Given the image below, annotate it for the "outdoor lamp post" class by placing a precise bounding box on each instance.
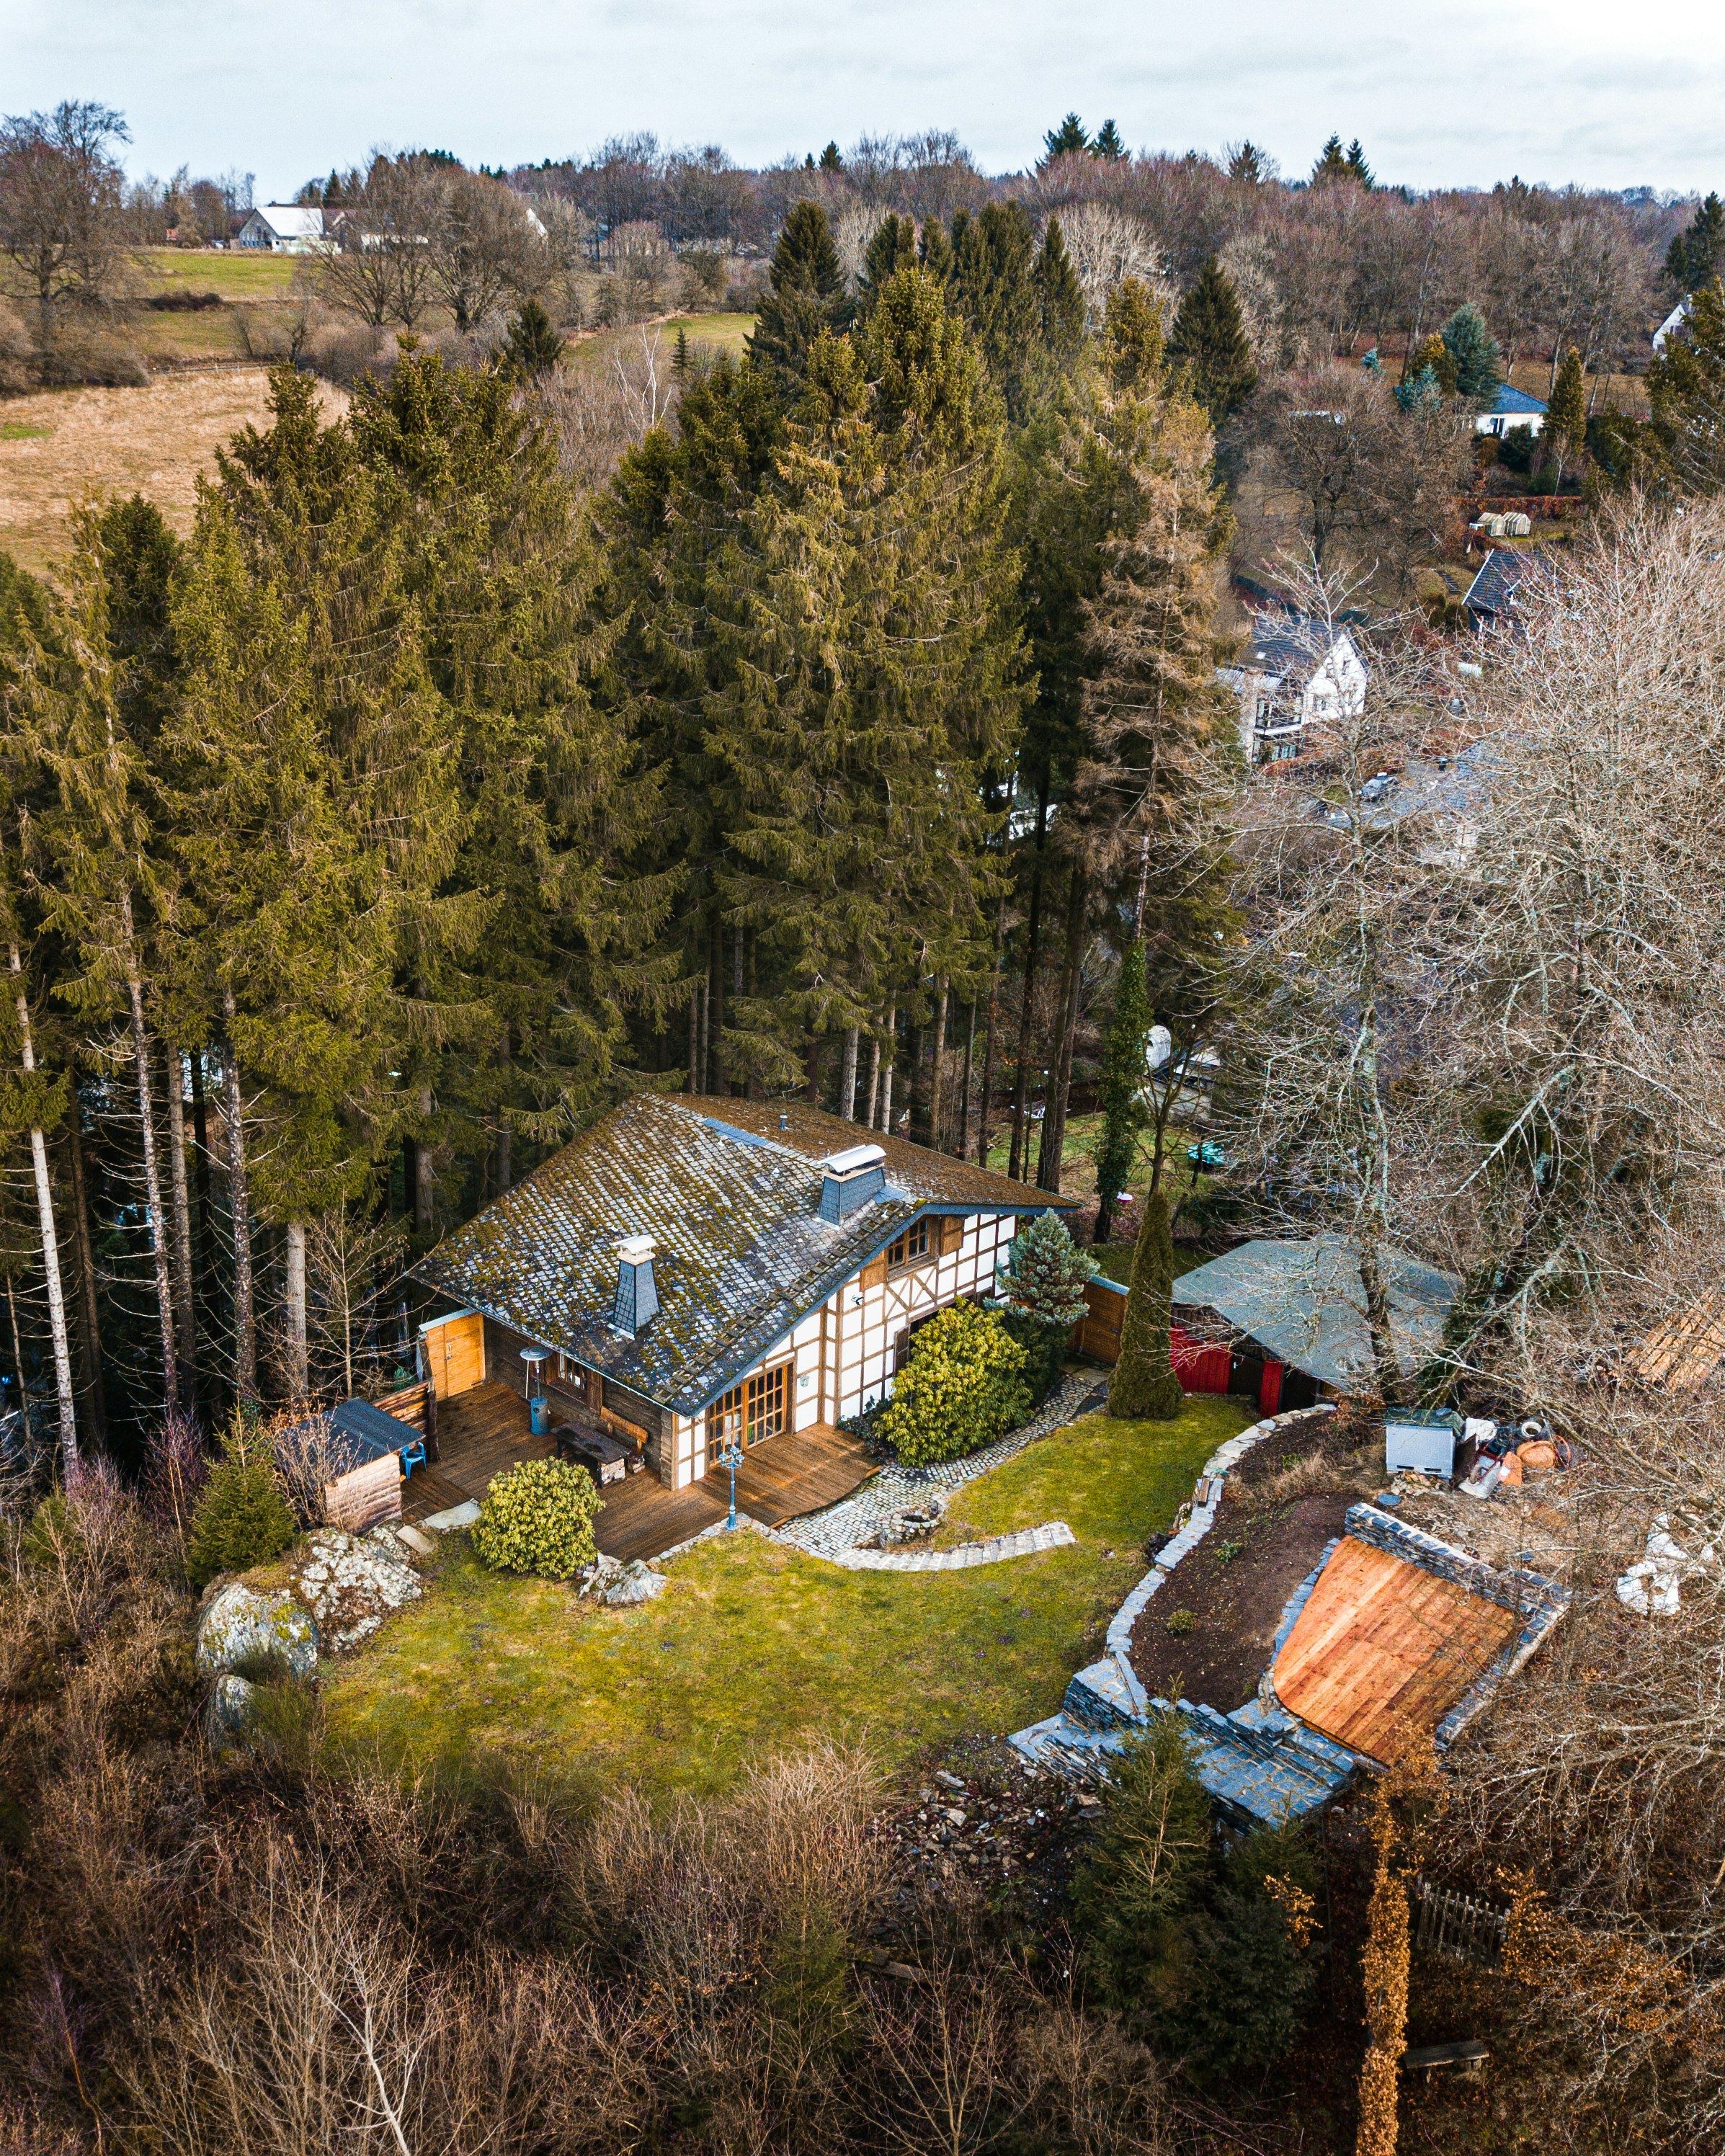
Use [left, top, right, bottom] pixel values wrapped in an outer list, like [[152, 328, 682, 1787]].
[[520, 1348, 549, 1435], [717, 1433, 744, 1529]]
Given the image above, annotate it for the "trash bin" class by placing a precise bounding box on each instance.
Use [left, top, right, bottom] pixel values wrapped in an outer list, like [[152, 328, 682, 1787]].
[[530, 1395, 550, 1437]]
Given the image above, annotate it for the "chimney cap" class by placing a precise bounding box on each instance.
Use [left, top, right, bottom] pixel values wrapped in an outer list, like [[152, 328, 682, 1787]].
[[821, 1143, 886, 1177], [617, 1234, 657, 1264]]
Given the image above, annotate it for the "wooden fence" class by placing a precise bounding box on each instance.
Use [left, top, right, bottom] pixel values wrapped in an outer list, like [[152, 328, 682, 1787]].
[[1413, 1877, 1508, 1968]]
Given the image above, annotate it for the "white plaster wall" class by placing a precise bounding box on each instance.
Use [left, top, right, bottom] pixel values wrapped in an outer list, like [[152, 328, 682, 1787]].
[[669, 1210, 1030, 1485]]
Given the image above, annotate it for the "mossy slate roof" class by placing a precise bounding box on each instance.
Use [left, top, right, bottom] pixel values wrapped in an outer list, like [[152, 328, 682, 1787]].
[[416, 1093, 1073, 1416]]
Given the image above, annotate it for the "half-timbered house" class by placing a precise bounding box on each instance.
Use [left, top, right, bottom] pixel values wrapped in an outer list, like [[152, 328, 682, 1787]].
[[414, 1095, 1077, 1494]]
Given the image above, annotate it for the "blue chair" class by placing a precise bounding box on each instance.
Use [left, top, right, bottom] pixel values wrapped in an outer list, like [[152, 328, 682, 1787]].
[[398, 1438, 427, 1480]]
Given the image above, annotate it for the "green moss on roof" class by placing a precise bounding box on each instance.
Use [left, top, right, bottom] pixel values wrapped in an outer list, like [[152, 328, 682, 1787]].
[[417, 1095, 1075, 1415]]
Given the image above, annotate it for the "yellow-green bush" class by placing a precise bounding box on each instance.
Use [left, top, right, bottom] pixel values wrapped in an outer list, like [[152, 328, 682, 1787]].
[[878, 1300, 1030, 1467], [471, 1457, 602, 1579]]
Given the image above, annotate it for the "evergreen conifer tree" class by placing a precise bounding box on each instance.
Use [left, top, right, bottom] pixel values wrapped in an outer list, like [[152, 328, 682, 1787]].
[[1545, 346, 1587, 486], [1311, 135, 1351, 186], [500, 299, 563, 381], [1104, 279, 1165, 389], [818, 141, 843, 173], [1667, 193, 1725, 293], [1091, 120, 1126, 161], [1094, 938, 1149, 1243], [1033, 218, 1086, 360], [1641, 278, 1725, 491], [918, 216, 953, 282], [949, 202, 1041, 415], [1166, 258, 1258, 428], [1107, 1186, 1183, 1419], [746, 200, 850, 397], [1043, 114, 1089, 161], [1404, 331, 1458, 396], [1440, 303, 1504, 400], [857, 213, 919, 316], [1228, 143, 1265, 184], [1345, 140, 1374, 188]]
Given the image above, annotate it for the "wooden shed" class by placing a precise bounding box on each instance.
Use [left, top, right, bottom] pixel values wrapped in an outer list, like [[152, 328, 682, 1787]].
[[318, 1398, 420, 1533]]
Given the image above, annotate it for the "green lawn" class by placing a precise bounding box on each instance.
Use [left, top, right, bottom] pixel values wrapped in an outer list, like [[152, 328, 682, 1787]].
[[133, 246, 300, 298], [325, 1397, 1248, 1796]]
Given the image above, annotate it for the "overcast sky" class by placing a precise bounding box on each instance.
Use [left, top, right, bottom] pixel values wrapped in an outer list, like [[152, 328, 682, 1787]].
[[6, 0, 1724, 200]]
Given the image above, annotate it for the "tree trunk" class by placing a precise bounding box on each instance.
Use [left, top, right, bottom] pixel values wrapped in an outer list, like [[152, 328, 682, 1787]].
[[1008, 786, 1051, 1180], [496, 1113, 512, 1194], [284, 1220, 308, 1400], [121, 896, 177, 1415], [804, 1033, 824, 1105], [976, 903, 1006, 1168], [878, 1007, 896, 1133], [1037, 869, 1088, 1193], [414, 1084, 435, 1233], [161, 1044, 197, 1392], [188, 1051, 216, 1309], [10, 944, 77, 1469], [5, 1273, 27, 1416], [928, 980, 951, 1150], [707, 912, 723, 1091], [220, 986, 259, 1406], [863, 1031, 881, 1130], [65, 1109, 107, 1446], [839, 1026, 860, 1121], [958, 999, 977, 1159]]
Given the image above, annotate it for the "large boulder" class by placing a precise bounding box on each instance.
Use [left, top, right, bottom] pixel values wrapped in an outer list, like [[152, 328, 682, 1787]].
[[290, 1529, 421, 1652], [196, 1583, 318, 1680], [208, 1671, 258, 1744], [603, 1559, 667, 1608]]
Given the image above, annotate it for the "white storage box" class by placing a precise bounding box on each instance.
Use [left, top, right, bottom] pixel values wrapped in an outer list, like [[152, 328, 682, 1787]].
[[1385, 1409, 1461, 1478]]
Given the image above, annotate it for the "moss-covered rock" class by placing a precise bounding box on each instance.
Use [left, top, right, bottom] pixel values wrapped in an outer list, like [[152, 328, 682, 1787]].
[[195, 1582, 318, 1681]]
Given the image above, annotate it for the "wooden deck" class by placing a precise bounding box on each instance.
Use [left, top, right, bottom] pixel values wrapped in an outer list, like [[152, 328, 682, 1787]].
[[402, 1381, 878, 1563], [1272, 1536, 1519, 1766]]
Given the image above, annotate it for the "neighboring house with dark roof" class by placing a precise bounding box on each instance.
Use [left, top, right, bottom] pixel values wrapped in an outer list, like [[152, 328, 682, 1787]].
[[1171, 1234, 1459, 1396], [1475, 384, 1548, 437], [416, 1095, 1076, 1492], [1464, 545, 1546, 631], [1216, 614, 1367, 764]]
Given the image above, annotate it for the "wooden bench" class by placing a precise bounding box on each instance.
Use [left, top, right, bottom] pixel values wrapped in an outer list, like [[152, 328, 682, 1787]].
[[1401, 2041, 1489, 2077]]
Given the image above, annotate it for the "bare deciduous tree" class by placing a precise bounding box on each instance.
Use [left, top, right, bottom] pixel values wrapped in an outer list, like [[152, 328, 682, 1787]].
[[0, 100, 128, 338]]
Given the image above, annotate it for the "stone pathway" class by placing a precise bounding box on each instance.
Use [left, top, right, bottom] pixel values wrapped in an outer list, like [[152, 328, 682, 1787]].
[[777, 1372, 1107, 1562], [828, 1520, 1077, 1571]]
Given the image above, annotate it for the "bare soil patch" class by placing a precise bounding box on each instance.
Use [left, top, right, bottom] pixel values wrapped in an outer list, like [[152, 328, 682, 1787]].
[[0, 368, 345, 573], [1128, 1403, 1385, 1714]]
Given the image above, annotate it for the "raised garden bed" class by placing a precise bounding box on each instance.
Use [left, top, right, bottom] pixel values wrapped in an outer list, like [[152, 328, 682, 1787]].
[[1128, 1402, 1386, 1714]]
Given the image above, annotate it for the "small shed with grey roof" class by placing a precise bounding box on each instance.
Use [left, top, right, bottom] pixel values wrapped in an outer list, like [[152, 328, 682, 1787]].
[[1172, 1234, 1460, 1396], [288, 1396, 421, 1533]]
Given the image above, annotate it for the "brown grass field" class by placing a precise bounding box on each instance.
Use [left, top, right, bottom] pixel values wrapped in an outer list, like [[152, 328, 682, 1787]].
[[0, 368, 346, 575]]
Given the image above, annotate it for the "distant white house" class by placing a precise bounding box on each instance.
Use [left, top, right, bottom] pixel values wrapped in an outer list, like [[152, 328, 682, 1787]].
[[234, 204, 333, 254], [1654, 297, 1691, 353], [1474, 385, 1548, 437], [1218, 614, 1368, 763]]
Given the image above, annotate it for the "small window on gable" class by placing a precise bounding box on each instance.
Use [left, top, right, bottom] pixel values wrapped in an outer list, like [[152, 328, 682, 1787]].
[[886, 1218, 932, 1270]]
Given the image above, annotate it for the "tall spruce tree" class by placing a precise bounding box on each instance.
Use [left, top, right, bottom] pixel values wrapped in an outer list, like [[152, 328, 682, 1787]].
[[857, 213, 919, 316], [1667, 193, 1725, 293], [1043, 115, 1089, 161], [949, 202, 1043, 416], [1166, 258, 1258, 429], [1034, 218, 1086, 362], [1311, 135, 1352, 186], [1091, 120, 1126, 162], [747, 200, 850, 398]]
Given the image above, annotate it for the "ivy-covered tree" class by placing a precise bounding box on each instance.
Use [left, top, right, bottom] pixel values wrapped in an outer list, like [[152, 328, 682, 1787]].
[[1093, 937, 1149, 1242], [1107, 1187, 1184, 1419]]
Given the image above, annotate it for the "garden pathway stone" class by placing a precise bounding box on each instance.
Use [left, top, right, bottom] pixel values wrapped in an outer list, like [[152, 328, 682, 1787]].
[[828, 1520, 1077, 1571]]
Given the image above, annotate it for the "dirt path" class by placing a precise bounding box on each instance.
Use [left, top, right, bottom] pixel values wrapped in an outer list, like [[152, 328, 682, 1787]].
[[0, 370, 346, 574]]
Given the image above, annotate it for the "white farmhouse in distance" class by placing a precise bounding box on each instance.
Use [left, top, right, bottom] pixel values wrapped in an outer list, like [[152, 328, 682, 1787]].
[[234, 204, 333, 253], [1218, 613, 1368, 763], [1474, 384, 1548, 437]]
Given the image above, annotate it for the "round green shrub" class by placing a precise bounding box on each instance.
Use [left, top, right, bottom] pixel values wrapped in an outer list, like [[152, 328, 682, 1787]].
[[472, 1457, 602, 1579], [878, 1300, 1030, 1468], [186, 1456, 298, 1590]]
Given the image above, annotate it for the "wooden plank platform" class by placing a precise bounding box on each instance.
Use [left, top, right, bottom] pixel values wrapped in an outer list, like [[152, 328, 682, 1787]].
[[1272, 1536, 1518, 1766], [401, 1381, 878, 1561]]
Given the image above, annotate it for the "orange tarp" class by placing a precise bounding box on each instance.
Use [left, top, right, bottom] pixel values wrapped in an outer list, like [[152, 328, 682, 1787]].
[[1272, 1537, 1519, 1766]]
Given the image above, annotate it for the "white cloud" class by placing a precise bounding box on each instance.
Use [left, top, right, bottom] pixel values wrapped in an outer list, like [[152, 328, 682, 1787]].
[[6, 0, 1723, 196]]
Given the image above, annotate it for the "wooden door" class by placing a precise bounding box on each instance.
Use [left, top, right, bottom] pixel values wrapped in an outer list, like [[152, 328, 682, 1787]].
[[424, 1313, 483, 1400]]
